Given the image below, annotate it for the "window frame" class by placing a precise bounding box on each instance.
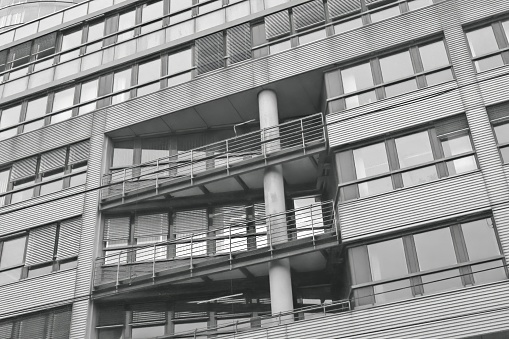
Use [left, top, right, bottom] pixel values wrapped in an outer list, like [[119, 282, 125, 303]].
[[465, 19, 509, 73]]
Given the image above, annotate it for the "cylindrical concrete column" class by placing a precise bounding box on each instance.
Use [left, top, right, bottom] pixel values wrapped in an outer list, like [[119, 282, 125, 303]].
[[258, 89, 294, 317]]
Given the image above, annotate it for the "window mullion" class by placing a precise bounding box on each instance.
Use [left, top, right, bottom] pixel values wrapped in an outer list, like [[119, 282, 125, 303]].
[[385, 138, 402, 189], [428, 127, 448, 178], [492, 22, 509, 50]]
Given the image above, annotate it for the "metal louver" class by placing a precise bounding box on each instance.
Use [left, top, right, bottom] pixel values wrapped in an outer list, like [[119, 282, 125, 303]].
[[68, 140, 90, 165], [253, 203, 266, 221], [25, 224, 57, 266], [173, 210, 207, 235], [327, 0, 361, 18], [39, 148, 67, 173], [195, 32, 224, 75], [265, 10, 290, 40], [56, 217, 82, 259], [134, 213, 169, 238], [98, 306, 125, 326], [103, 217, 130, 242], [10, 157, 37, 181], [227, 23, 251, 65], [488, 102, 509, 122], [51, 307, 72, 339], [18, 314, 47, 339], [293, 0, 325, 30], [435, 115, 469, 136], [211, 206, 247, 229], [132, 303, 166, 323], [0, 323, 12, 338]]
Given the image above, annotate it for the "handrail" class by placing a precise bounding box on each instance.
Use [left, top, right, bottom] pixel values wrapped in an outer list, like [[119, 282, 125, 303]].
[[101, 113, 326, 200], [93, 200, 338, 287]]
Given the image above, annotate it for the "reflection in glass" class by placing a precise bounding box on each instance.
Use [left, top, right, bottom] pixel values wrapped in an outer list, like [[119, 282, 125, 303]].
[[368, 238, 407, 281], [385, 78, 418, 98], [467, 26, 499, 57], [472, 260, 506, 284], [474, 54, 504, 72], [345, 91, 377, 109], [341, 63, 374, 94], [353, 143, 389, 179], [446, 156, 477, 175], [395, 131, 434, 168], [462, 219, 500, 261], [401, 165, 438, 186], [422, 269, 462, 294], [380, 51, 414, 82], [441, 135, 472, 157], [419, 41, 449, 71], [358, 177, 393, 197], [374, 279, 412, 304], [426, 69, 454, 86], [414, 227, 456, 271], [494, 123, 509, 144], [0, 237, 26, 268]]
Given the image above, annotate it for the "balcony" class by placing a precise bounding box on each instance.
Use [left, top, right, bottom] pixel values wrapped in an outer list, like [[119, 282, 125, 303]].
[[101, 113, 327, 210], [93, 200, 340, 296]]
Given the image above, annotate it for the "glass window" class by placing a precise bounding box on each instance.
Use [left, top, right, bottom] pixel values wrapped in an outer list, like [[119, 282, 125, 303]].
[[40, 179, 63, 196], [141, 138, 169, 162], [142, 1, 163, 23], [27, 265, 53, 278], [441, 134, 472, 157], [462, 219, 500, 261], [10, 187, 33, 203], [421, 269, 462, 294], [170, 0, 193, 13], [426, 69, 454, 86], [52, 88, 74, 113], [0, 169, 9, 205], [112, 69, 132, 104], [503, 21, 509, 41], [494, 123, 509, 144], [138, 59, 160, 85], [79, 79, 99, 115], [446, 155, 477, 175], [0, 105, 21, 128], [25, 97, 47, 122], [112, 141, 134, 168], [472, 260, 506, 285], [401, 165, 439, 186], [61, 30, 82, 51], [70, 172, 87, 187], [414, 228, 457, 271], [358, 176, 393, 197], [87, 21, 105, 42], [299, 29, 326, 45], [467, 26, 499, 57], [341, 63, 374, 94], [419, 41, 449, 71], [0, 237, 26, 268], [373, 279, 412, 304], [370, 6, 400, 23], [395, 131, 434, 168], [367, 238, 408, 281], [0, 267, 21, 285], [474, 54, 504, 73], [501, 146, 509, 163], [384, 78, 418, 98], [353, 143, 389, 178], [334, 18, 363, 34], [408, 0, 433, 11], [119, 10, 136, 32], [132, 325, 165, 338], [98, 328, 123, 339], [380, 51, 414, 83], [345, 91, 377, 109], [168, 49, 193, 75]]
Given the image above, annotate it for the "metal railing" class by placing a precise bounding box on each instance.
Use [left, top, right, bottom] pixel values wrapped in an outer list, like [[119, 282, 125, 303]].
[[93, 200, 338, 288], [101, 113, 326, 200], [159, 300, 351, 338]]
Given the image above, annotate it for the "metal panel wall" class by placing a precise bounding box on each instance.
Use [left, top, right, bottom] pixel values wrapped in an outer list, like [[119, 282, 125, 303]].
[[0, 270, 76, 319], [338, 172, 490, 241]]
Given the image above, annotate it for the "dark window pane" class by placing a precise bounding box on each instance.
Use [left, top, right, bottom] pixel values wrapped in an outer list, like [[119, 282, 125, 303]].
[[374, 279, 413, 304], [467, 26, 499, 57], [132, 325, 165, 338], [414, 228, 457, 271], [370, 5, 400, 23], [419, 41, 449, 71], [380, 51, 414, 83], [472, 260, 506, 285], [353, 142, 389, 178], [0, 236, 26, 268], [441, 134, 472, 157], [461, 219, 500, 261], [446, 155, 477, 175], [401, 165, 438, 186], [345, 90, 377, 109], [395, 131, 434, 168], [367, 238, 408, 281], [426, 69, 453, 86], [501, 146, 509, 163], [384, 78, 418, 98], [138, 59, 160, 85], [98, 328, 123, 339], [28, 265, 53, 278], [358, 177, 393, 197], [422, 269, 462, 294], [474, 54, 504, 72], [341, 63, 374, 94], [494, 123, 509, 144], [0, 267, 21, 285], [353, 286, 375, 306]]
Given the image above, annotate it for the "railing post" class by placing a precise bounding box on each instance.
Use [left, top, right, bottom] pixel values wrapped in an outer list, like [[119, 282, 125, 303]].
[[189, 233, 194, 272], [333, 204, 340, 243], [122, 169, 126, 198], [267, 216, 273, 254], [278, 312, 281, 325], [235, 320, 238, 333], [300, 119, 306, 154], [229, 225, 232, 263], [152, 244, 157, 279], [226, 139, 230, 175], [310, 205, 316, 248], [321, 112, 326, 141], [190, 150, 194, 184], [323, 303, 326, 315], [116, 252, 121, 287], [155, 159, 159, 194]]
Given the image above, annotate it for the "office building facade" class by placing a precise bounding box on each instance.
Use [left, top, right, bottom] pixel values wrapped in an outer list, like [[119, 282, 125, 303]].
[[0, 0, 509, 338]]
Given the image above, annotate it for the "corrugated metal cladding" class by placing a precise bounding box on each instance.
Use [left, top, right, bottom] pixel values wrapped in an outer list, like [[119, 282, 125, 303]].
[[326, 84, 462, 148], [0, 270, 76, 319], [227, 281, 509, 339], [338, 172, 490, 241], [0, 114, 92, 165], [0, 189, 84, 236]]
